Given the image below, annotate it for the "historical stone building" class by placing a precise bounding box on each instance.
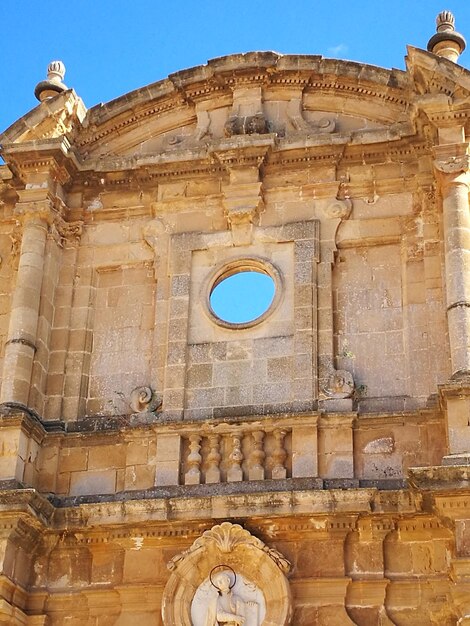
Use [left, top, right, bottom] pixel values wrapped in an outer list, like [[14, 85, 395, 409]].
[[0, 10, 470, 625]]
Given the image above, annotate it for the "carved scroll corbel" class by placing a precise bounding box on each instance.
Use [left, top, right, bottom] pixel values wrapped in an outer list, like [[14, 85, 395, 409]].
[[130, 386, 162, 414], [286, 98, 335, 135], [317, 191, 354, 409], [143, 218, 168, 277], [215, 146, 270, 246]]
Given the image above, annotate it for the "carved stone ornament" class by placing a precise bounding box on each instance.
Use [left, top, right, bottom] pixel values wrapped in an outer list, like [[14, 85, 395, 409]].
[[286, 98, 335, 135], [434, 155, 470, 175], [224, 112, 269, 137], [162, 522, 292, 626], [129, 386, 162, 413], [323, 198, 352, 220], [323, 369, 355, 399]]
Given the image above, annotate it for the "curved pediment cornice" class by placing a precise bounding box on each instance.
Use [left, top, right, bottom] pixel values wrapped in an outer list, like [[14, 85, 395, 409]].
[[74, 52, 412, 159], [3, 49, 470, 183]]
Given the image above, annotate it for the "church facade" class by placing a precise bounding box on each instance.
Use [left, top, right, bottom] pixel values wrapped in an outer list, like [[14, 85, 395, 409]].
[[0, 11, 470, 625]]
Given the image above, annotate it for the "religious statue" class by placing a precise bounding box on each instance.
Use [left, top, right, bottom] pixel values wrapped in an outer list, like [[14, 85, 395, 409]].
[[191, 566, 262, 626], [204, 571, 246, 625]]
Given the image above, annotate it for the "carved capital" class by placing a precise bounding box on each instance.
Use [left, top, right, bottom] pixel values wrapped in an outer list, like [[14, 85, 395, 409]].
[[50, 217, 83, 247], [434, 154, 470, 175]]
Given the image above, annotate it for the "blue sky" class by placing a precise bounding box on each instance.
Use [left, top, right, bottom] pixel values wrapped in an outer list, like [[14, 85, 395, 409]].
[[1, 1, 470, 132]]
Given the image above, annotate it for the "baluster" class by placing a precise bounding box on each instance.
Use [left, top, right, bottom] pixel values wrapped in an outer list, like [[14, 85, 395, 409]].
[[206, 434, 221, 484], [249, 430, 265, 480], [185, 434, 202, 485], [271, 429, 287, 479], [227, 434, 243, 482]]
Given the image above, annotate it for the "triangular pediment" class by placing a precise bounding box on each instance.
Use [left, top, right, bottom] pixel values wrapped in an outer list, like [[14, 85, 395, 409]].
[[0, 90, 87, 146], [406, 46, 470, 98]]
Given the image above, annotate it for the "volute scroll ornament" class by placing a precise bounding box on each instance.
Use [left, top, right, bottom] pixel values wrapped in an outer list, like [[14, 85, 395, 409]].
[[286, 98, 336, 136], [162, 522, 292, 626], [323, 198, 353, 221], [129, 386, 162, 413]]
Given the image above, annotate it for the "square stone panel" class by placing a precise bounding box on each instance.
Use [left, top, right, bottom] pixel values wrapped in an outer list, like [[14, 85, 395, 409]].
[[188, 241, 295, 344]]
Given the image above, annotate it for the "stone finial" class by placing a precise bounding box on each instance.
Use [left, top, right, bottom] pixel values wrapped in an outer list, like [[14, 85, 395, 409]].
[[34, 60, 68, 102], [427, 11, 466, 63], [436, 10, 455, 32]]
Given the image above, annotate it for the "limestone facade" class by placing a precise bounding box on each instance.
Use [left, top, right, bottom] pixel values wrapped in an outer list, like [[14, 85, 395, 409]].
[[1, 13, 470, 625]]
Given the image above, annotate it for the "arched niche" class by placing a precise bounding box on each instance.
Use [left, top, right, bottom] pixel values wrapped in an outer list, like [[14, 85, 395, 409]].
[[162, 522, 292, 626]]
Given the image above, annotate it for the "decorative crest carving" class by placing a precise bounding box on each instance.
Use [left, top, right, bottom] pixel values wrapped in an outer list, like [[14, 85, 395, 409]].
[[225, 112, 269, 137], [168, 522, 291, 574]]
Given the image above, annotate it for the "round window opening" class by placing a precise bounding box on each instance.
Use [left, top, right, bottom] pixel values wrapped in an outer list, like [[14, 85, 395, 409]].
[[209, 264, 277, 327]]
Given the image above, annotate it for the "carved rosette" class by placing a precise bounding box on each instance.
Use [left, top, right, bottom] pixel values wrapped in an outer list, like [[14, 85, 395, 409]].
[[162, 522, 292, 626]]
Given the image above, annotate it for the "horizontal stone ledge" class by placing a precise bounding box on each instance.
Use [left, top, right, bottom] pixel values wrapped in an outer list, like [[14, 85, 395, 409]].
[[0, 404, 444, 437], [408, 465, 470, 490], [0, 478, 410, 515], [48, 478, 411, 508]]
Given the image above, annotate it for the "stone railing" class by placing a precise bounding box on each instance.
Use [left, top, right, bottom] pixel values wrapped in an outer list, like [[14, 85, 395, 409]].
[[155, 414, 319, 487]]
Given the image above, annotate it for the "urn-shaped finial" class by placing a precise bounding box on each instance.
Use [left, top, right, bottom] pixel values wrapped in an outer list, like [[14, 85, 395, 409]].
[[436, 11, 455, 32], [428, 11, 466, 62], [47, 61, 66, 82], [34, 60, 68, 102]]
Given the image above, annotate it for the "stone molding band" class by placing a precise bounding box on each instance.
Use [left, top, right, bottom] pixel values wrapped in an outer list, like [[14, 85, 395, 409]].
[[5, 337, 37, 351], [447, 301, 470, 311]]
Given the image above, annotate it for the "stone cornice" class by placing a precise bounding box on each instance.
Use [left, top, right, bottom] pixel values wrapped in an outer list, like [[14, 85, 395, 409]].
[[1, 483, 467, 536], [0, 485, 413, 533], [66, 135, 428, 195], [408, 465, 470, 491], [1, 138, 81, 186], [76, 54, 410, 153]]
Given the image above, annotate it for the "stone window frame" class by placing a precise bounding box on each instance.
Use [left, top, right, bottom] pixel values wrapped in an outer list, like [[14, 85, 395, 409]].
[[204, 255, 283, 330], [162, 220, 320, 420]]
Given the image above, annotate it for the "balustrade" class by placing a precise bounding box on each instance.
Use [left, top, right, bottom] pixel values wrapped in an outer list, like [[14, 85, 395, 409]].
[[163, 415, 319, 487]]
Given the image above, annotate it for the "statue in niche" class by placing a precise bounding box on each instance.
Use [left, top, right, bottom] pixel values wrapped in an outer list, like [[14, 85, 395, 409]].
[[191, 566, 264, 626]]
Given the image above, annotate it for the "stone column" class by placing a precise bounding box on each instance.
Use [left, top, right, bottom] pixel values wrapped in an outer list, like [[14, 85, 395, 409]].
[[0, 208, 50, 407], [434, 150, 470, 459], [434, 153, 470, 378]]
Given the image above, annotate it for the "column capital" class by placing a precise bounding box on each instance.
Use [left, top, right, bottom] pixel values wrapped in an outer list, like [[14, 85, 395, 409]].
[[434, 154, 470, 175], [433, 145, 470, 187]]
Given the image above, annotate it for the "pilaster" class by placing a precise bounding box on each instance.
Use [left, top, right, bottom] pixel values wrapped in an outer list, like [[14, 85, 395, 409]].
[[434, 144, 470, 459]]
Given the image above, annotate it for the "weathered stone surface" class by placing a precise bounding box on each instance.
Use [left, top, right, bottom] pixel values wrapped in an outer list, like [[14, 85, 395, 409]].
[[0, 27, 470, 624]]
